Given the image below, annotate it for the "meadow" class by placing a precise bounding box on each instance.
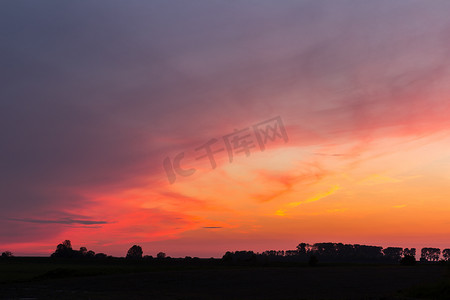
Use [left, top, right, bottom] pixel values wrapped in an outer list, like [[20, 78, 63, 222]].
[[0, 258, 449, 299]]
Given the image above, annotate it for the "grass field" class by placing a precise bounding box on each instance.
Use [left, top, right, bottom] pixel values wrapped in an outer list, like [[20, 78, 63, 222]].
[[0, 258, 449, 299]]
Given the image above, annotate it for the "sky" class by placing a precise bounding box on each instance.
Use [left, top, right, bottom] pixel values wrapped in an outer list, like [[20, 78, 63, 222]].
[[1, 0, 450, 257]]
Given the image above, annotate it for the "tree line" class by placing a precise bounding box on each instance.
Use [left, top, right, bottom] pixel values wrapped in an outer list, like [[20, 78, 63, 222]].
[[48, 240, 167, 260], [223, 242, 450, 265], [1, 241, 449, 264]]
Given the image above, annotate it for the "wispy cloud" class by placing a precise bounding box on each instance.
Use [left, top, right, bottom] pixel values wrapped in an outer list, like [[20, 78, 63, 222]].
[[8, 218, 108, 225], [358, 174, 401, 186], [288, 185, 341, 207], [392, 204, 407, 209], [274, 185, 341, 217], [2, 0, 450, 256], [275, 210, 286, 216]]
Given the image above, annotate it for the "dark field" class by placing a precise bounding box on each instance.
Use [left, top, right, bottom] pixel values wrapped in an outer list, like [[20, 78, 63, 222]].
[[0, 258, 449, 300]]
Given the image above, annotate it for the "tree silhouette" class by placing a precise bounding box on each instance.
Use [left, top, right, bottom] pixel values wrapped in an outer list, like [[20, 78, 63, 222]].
[[79, 247, 87, 256], [221, 251, 256, 264], [403, 248, 416, 257], [355, 245, 383, 260], [296, 243, 311, 256], [157, 252, 166, 259], [1, 251, 13, 258], [262, 250, 284, 257], [50, 240, 99, 259], [222, 251, 233, 263], [383, 247, 403, 262], [292, 242, 384, 262], [126, 245, 143, 259], [95, 253, 107, 259], [442, 249, 450, 261], [420, 248, 440, 262], [51, 240, 75, 258], [62, 240, 72, 249]]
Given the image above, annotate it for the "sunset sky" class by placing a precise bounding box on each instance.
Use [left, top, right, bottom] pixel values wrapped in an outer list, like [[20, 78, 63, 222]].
[[1, 0, 450, 257]]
